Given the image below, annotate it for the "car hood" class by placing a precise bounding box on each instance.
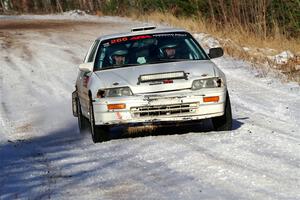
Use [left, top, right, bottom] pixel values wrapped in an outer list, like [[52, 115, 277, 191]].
[[95, 60, 217, 94]]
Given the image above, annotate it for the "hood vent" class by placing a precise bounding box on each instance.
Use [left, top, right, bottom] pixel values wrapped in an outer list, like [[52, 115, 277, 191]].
[[131, 26, 156, 32], [137, 71, 188, 85]]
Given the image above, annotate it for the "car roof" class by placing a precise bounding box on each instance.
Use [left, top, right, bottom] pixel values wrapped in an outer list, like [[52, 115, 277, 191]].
[[97, 27, 188, 41]]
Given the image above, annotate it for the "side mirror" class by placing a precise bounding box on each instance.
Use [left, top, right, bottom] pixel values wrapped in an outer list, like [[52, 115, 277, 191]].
[[208, 47, 224, 59], [79, 62, 93, 72]]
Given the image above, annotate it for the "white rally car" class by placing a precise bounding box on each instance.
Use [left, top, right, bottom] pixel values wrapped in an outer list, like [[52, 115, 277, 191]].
[[72, 26, 232, 143]]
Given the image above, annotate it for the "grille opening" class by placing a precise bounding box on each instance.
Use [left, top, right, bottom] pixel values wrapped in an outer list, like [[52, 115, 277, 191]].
[[131, 103, 198, 117]]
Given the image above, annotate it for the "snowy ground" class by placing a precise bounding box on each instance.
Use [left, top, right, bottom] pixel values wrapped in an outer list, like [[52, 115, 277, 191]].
[[0, 14, 299, 200]]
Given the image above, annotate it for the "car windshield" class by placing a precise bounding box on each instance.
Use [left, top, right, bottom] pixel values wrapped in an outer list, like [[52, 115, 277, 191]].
[[94, 32, 209, 70]]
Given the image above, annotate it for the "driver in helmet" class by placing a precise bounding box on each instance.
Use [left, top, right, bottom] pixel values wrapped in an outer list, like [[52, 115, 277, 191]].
[[111, 49, 128, 66], [161, 44, 177, 59]]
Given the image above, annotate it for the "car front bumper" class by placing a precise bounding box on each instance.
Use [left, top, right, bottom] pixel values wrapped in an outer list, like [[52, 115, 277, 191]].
[[92, 88, 226, 125]]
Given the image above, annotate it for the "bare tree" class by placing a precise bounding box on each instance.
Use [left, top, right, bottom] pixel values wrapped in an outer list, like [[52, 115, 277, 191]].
[[0, 0, 5, 13], [56, 0, 63, 12], [208, 0, 215, 23]]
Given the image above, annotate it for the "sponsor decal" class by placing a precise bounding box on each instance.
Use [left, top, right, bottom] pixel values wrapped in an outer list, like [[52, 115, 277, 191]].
[[130, 35, 152, 40], [153, 33, 187, 37], [110, 35, 153, 44], [116, 112, 122, 120], [163, 79, 174, 84], [110, 37, 128, 44], [83, 73, 90, 88]]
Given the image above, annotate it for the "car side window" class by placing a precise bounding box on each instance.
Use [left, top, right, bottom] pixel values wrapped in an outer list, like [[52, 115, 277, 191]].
[[87, 40, 100, 63], [83, 42, 95, 63]]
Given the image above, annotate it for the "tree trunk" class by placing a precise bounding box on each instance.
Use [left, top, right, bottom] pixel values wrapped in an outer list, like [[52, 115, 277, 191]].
[[208, 0, 215, 23], [218, 0, 227, 24], [56, 0, 63, 12], [0, 0, 5, 13]]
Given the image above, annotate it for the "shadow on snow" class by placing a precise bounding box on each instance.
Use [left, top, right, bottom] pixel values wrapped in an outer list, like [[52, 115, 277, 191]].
[[0, 117, 245, 199]]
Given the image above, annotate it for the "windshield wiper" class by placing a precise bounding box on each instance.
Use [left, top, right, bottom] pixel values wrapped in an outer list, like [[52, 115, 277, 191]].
[[120, 63, 139, 67], [159, 58, 189, 62], [99, 64, 138, 70], [148, 58, 190, 64]]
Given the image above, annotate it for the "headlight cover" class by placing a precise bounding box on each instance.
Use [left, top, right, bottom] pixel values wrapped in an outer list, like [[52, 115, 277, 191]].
[[98, 87, 133, 98], [191, 77, 222, 90]]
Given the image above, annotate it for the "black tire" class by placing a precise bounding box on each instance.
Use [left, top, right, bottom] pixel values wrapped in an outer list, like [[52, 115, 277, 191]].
[[77, 97, 89, 133], [212, 91, 232, 131], [89, 99, 110, 143]]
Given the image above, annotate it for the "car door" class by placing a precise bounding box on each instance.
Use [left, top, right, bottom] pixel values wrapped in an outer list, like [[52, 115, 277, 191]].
[[77, 40, 100, 117]]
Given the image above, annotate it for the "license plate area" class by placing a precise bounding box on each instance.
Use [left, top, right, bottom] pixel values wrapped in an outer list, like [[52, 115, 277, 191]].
[[131, 102, 198, 117]]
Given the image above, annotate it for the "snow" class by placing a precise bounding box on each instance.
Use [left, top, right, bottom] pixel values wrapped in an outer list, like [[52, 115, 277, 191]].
[[268, 50, 295, 65], [194, 32, 299, 76], [0, 14, 300, 199], [0, 11, 133, 24], [193, 33, 221, 49]]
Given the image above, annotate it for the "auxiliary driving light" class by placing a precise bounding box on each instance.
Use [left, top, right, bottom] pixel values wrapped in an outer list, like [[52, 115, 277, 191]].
[[107, 103, 126, 110], [203, 96, 219, 103]]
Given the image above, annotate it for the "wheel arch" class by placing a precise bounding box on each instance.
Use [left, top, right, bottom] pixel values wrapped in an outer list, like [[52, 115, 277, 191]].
[[88, 90, 93, 100]]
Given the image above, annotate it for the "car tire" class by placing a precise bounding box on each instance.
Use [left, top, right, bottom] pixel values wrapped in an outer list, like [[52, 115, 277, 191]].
[[212, 91, 232, 131], [89, 99, 109, 143], [77, 96, 89, 133]]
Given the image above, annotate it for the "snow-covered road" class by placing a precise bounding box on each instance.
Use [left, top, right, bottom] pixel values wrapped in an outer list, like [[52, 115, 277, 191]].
[[0, 15, 299, 200]]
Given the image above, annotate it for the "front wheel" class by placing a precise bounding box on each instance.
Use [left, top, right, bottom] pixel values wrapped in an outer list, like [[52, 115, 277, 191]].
[[89, 99, 110, 143], [212, 91, 232, 131]]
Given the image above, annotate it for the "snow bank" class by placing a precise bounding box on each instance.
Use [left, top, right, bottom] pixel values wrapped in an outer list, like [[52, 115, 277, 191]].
[[268, 50, 294, 65], [63, 9, 87, 17], [193, 33, 221, 49], [0, 10, 132, 24], [193, 32, 299, 82]]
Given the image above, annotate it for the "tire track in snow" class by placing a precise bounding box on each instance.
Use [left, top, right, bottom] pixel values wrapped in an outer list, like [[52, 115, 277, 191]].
[[0, 18, 144, 199]]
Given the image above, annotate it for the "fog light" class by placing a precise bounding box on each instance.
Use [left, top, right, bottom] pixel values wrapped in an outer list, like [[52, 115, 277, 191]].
[[203, 96, 219, 103], [107, 103, 126, 110]]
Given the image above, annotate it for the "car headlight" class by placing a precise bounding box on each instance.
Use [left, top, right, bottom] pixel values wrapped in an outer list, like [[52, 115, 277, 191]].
[[97, 87, 133, 98], [191, 77, 222, 90]]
